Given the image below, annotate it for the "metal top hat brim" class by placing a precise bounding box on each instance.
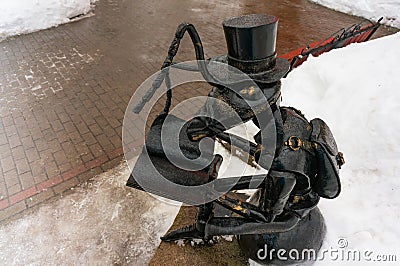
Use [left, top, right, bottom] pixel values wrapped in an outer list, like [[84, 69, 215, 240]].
[[207, 55, 290, 84]]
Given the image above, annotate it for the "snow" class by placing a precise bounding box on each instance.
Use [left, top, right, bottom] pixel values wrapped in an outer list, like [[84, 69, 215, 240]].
[[309, 0, 400, 29], [281, 32, 400, 264], [215, 120, 269, 181], [0, 163, 180, 265], [0, 0, 97, 41]]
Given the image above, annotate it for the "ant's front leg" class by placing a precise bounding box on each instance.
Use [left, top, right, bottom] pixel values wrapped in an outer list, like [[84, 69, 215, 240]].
[[161, 202, 214, 242]]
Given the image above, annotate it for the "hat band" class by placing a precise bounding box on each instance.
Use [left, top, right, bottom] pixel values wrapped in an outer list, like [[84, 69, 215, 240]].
[[227, 53, 276, 74]]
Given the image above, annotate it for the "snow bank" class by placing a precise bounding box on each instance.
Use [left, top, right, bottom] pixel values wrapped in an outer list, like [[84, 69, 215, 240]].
[[309, 0, 400, 29], [282, 32, 400, 263], [0, 0, 96, 41]]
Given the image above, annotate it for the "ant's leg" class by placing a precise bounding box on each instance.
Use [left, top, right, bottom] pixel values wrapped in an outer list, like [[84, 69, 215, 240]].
[[196, 202, 214, 233], [160, 203, 214, 242], [259, 171, 296, 222]]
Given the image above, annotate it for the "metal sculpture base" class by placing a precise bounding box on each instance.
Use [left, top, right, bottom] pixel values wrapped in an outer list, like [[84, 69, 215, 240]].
[[237, 207, 326, 265]]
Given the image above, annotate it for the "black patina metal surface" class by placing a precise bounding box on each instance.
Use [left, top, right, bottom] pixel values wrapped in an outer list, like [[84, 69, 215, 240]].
[[126, 14, 345, 265]]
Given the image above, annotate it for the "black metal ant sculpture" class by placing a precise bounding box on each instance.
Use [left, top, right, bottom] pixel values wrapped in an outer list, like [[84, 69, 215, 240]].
[[127, 14, 344, 265]]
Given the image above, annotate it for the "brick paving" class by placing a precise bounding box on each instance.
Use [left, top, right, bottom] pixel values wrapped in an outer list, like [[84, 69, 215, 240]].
[[0, 0, 397, 221]]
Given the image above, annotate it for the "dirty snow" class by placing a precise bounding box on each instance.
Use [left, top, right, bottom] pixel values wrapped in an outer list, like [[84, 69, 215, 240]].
[[0, 163, 180, 265], [309, 0, 400, 28], [0, 0, 97, 41]]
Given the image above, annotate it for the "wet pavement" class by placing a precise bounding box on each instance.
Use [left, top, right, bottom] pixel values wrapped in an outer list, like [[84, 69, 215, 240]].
[[0, 0, 397, 221]]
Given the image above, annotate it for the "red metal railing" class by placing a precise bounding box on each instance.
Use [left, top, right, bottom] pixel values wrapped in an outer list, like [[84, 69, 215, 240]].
[[279, 18, 382, 72]]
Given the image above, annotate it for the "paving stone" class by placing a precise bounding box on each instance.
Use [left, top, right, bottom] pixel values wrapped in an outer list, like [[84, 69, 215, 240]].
[[1, 157, 15, 174], [15, 158, 30, 175], [25, 189, 55, 208], [0, 181, 8, 201], [11, 146, 26, 161], [19, 172, 35, 190], [7, 183, 22, 196], [20, 136, 35, 150], [44, 161, 60, 178], [52, 177, 79, 195], [100, 156, 123, 172], [0, 201, 26, 221], [0, 144, 12, 160], [25, 148, 40, 163], [0, 134, 8, 146]]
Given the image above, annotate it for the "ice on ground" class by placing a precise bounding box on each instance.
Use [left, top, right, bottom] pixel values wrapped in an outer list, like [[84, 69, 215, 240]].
[[0, 163, 180, 265], [309, 0, 400, 28], [0, 0, 97, 41]]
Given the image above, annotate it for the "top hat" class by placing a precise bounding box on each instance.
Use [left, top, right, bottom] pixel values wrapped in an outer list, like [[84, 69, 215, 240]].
[[208, 14, 289, 84]]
